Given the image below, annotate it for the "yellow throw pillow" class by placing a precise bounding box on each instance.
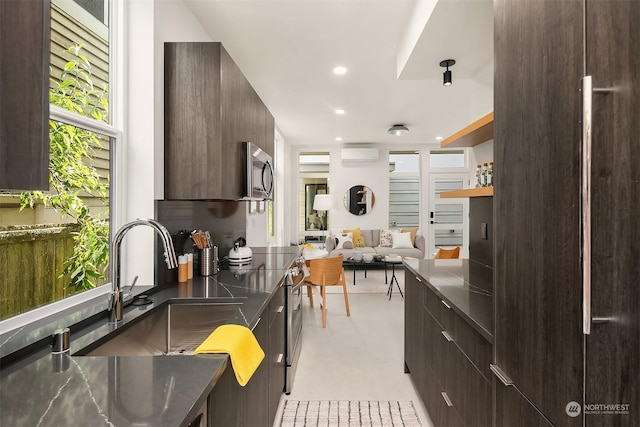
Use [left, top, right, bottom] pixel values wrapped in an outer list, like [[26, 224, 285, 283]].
[[401, 228, 418, 247], [344, 228, 365, 248]]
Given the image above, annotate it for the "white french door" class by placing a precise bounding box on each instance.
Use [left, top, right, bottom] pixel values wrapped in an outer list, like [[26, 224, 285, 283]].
[[427, 173, 469, 258]]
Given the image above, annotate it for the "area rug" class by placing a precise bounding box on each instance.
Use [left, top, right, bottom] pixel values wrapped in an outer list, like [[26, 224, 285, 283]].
[[279, 400, 421, 427], [323, 268, 405, 294]]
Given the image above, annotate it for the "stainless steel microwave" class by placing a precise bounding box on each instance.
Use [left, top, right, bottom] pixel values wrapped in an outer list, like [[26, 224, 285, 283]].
[[246, 142, 274, 200]]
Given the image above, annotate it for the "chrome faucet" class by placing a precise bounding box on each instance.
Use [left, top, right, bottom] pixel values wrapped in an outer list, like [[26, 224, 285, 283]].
[[109, 219, 178, 323]]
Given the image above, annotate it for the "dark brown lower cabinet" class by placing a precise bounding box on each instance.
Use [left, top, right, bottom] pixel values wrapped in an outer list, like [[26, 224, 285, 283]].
[[208, 360, 238, 426], [268, 287, 286, 423], [208, 293, 286, 427], [237, 316, 269, 426], [209, 316, 269, 427], [405, 272, 491, 427], [423, 361, 464, 427], [404, 273, 423, 373], [494, 380, 553, 427]]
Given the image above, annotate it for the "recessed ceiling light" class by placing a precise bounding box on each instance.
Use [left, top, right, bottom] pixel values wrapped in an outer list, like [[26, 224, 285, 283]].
[[333, 66, 347, 75], [335, 109, 345, 115], [435, 136, 443, 140], [335, 137, 343, 141]]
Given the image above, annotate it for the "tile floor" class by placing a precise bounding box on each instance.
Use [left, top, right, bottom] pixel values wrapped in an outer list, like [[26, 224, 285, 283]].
[[274, 269, 433, 426]]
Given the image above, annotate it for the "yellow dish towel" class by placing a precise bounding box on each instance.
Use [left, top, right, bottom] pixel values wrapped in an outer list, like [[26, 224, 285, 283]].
[[194, 324, 265, 387]]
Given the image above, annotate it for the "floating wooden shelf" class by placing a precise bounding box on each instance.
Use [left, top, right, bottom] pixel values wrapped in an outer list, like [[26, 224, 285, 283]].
[[440, 187, 494, 198], [440, 112, 494, 148]]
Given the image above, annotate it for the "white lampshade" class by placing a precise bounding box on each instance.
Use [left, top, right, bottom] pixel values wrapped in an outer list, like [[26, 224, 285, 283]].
[[313, 194, 332, 211]]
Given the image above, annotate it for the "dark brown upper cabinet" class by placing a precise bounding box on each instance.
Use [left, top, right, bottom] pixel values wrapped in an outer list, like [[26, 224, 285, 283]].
[[164, 42, 274, 200], [0, 0, 50, 191]]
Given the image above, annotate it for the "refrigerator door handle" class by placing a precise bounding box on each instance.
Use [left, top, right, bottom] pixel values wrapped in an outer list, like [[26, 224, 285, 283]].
[[581, 76, 612, 335], [582, 75, 593, 335]]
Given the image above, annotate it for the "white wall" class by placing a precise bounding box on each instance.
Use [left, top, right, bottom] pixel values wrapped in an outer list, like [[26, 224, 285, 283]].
[[123, 0, 211, 285], [286, 142, 447, 244], [329, 147, 389, 230], [468, 59, 494, 120], [466, 57, 494, 181], [153, 0, 213, 199], [469, 140, 494, 174], [274, 128, 287, 246]]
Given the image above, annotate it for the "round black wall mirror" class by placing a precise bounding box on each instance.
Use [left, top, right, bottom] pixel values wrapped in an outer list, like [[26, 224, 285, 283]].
[[343, 185, 375, 216]]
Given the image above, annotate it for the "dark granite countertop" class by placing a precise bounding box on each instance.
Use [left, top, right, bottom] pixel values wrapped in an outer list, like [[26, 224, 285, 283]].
[[403, 258, 494, 343], [0, 246, 299, 427]]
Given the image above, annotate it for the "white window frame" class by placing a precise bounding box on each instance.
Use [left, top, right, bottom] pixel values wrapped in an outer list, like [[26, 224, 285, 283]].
[[0, 0, 124, 335], [388, 151, 421, 228]]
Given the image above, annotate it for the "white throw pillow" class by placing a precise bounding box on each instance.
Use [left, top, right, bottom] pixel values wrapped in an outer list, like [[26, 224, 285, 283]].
[[334, 232, 353, 250], [391, 231, 413, 249], [330, 228, 343, 240], [379, 229, 393, 247]]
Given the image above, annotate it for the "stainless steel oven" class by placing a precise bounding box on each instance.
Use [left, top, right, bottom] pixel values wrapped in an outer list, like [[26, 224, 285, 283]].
[[285, 257, 306, 394]]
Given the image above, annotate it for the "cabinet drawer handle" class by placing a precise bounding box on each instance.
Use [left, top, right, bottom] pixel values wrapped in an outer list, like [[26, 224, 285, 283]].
[[490, 364, 514, 386], [441, 300, 451, 309], [441, 392, 453, 407], [276, 353, 284, 364], [277, 305, 284, 313], [441, 330, 453, 342], [416, 277, 422, 282]]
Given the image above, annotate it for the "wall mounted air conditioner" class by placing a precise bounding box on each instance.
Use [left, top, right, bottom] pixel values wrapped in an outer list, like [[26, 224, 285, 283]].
[[341, 148, 379, 162]]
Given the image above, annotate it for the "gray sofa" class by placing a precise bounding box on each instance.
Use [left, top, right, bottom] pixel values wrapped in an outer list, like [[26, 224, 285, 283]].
[[325, 228, 425, 259]]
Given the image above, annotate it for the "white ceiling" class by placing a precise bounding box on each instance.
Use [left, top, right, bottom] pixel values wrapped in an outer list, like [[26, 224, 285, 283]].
[[182, 0, 494, 147]]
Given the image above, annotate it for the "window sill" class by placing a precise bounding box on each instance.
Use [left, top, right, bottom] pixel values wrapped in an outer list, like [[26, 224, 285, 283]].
[[0, 284, 111, 360]]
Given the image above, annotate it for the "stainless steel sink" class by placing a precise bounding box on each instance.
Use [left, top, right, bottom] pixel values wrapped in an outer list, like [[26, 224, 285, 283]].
[[79, 303, 241, 356]]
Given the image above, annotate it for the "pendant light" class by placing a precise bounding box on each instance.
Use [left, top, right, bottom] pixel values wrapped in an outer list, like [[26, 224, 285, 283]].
[[439, 59, 456, 86]]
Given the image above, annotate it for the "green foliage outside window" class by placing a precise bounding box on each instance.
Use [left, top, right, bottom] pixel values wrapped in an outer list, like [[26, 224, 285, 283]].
[[19, 45, 110, 291]]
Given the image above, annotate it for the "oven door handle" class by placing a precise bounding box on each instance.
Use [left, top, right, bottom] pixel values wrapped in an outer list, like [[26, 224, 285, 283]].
[[286, 279, 303, 364], [286, 284, 294, 364], [288, 266, 306, 293], [292, 280, 305, 293]]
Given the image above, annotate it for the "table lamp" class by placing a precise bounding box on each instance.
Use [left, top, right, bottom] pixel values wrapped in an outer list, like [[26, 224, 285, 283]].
[[313, 194, 332, 248]]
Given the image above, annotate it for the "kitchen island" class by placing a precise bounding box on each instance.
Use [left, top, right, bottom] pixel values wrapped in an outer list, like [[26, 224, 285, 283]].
[[0, 247, 299, 426], [403, 258, 493, 427]]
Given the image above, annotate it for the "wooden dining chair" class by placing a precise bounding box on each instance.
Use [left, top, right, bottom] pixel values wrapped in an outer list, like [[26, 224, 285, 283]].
[[304, 254, 350, 328], [435, 246, 461, 259]]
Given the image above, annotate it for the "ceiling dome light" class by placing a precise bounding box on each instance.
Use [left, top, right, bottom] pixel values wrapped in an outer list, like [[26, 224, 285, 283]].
[[439, 59, 456, 86], [388, 124, 409, 136], [333, 66, 347, 75]]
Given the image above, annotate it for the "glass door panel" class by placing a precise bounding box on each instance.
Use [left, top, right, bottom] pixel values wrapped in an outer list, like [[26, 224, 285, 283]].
[[427, 174, 469, 258]]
